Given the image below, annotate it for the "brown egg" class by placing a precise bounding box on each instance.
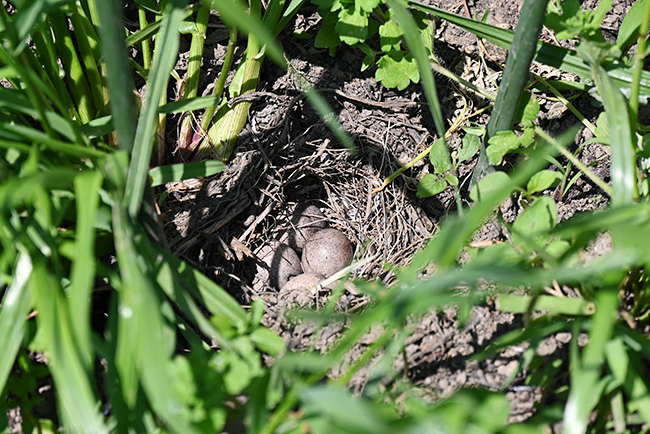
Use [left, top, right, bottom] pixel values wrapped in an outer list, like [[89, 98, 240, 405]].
[[281, 272, 328, 293], [253, 241, 302, 290], [286, 203, 328, 252], [301, 229, 353, 278]]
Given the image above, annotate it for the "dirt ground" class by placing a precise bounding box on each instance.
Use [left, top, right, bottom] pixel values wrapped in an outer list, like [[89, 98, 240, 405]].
[[152, 0, 633, 424]]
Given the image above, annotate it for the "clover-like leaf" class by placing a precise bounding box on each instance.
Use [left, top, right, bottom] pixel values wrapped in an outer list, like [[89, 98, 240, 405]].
[[417, 174, 447, 198], [357, 0, 380, 13], [486, 131, 520, 165], [336, 7, 368, 45], [375, 49, 419, 90], [379, 19, 402, 52], [486, 129, 534, 165]]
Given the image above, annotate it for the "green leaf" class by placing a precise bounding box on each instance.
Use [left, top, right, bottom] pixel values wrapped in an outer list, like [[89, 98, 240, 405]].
[[379, 19, 402, 52], [527, 170, 562, 194], [444, 173, 459, 186], [417, 174, 447, 198], [0, 252, 33, 392], [314, 24, 341, 51], [250, 327, 286, 357], [301, 385, 391, 434], [359, 43, 375, 71], [469, 171, 512, 202], [336, 7, 368, 45], [594, 112, 609, 138], [68, 170, 104, 371], [486, 131, 520, 165], [124, 0, 187, 217], [405, 0, 650, 96], [497, 294, 595, 315], [148, 161, 226, 187], [357, 0, 380, 13], [512, 196, 558, 251], [519, 93, 540, 127], [458, 133, 480, 163], [430, 138, 452, 173], [375, 50, 419, 90], [617, 0, 647, 51], [134, 0, 161, 13], [565, 288, 618, 433], [30, 262, 108, 433]]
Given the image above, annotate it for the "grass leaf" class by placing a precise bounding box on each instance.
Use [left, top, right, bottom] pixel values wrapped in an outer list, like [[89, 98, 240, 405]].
[[149, 161, 226, 186], [125, 0, 188, 217], [0, 252, 33, 391]]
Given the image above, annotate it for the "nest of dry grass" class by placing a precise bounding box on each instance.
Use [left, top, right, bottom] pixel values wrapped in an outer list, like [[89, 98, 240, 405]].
[[159, 88, 451, 304]]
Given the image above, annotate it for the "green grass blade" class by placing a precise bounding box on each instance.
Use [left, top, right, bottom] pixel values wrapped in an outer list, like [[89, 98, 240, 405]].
[[160, 94, 221, 113], [95, 0, 138, 153], [564, 288, 618, 434], [205, 0, 285, 67], [0, 123, 105, 159], [125, 5, 198, 48], [497, 294, 595, 316], [112, 204, 201, 434], [49, 10, 96, 124], [125, 0, 187, 217], [605, 338, 650, 424], [68, 170, 104, 371], [0, 252, 33, 391], [591, 62, 637, 206], [387, 0, 445, 140], [148, 161, 226, 186], [69, 3, 108, 117], [30, 261, 108, 433], [473, 0, 548, 184], [155, 246, 249, 330]]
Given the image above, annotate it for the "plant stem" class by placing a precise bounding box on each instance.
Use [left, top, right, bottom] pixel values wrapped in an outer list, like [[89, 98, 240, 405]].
[[471, 0, 549, 186], [195, 33, 263, 161], [177, 4, 210, 157], [138, 6, 153, 73], [629, 0, 650, 129]]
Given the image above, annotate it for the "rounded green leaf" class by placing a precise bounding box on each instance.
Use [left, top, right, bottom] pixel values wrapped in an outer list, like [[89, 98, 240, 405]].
[[527, 169, 562, 194], [375, 50, 419, 90], [417, 174, 447, 198], [512, 196, 558, 251], [458, 133, 480, 163], [430, 138, 452, 173], [469, 171, 512, 202]]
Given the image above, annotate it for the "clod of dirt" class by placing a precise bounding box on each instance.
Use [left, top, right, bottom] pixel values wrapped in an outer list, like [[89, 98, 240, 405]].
[[253, 241, 302, 290], [301, 229, 353, 278], [285, 203, 328, 252]]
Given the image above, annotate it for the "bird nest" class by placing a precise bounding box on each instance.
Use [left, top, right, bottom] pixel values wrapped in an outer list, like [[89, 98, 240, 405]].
[[159, 76, 459, 307]]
